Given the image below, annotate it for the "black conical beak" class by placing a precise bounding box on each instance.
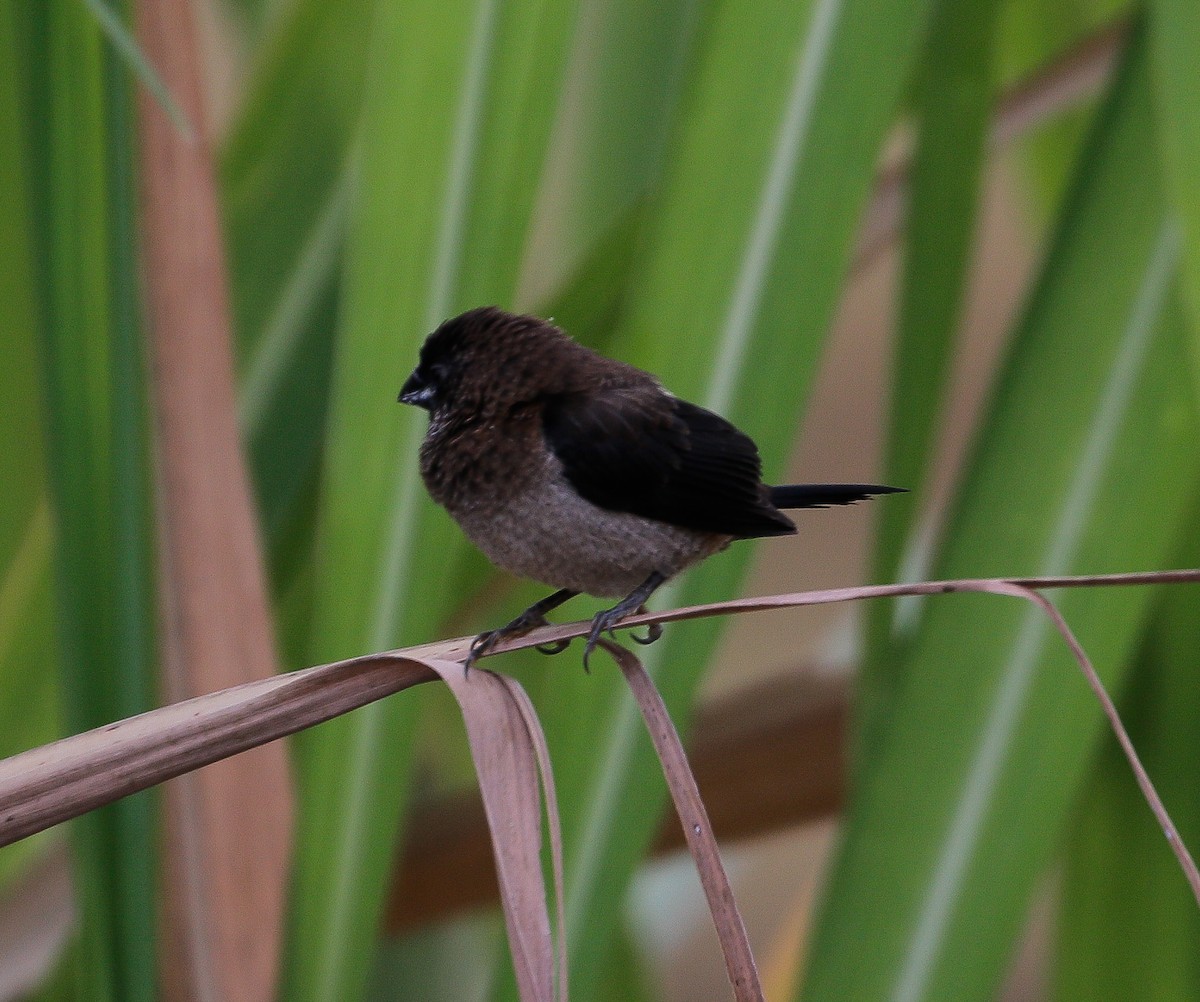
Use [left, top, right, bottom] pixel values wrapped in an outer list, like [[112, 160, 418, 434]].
[[399, 369, 436, 409]]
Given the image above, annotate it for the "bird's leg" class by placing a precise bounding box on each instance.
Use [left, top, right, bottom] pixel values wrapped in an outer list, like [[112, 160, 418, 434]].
[[466, 588, 578, 671], [584, 571, 667, 671]]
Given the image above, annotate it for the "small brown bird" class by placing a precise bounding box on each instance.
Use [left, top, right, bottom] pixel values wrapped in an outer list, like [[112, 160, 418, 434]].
[[399, 306, 902, 669]]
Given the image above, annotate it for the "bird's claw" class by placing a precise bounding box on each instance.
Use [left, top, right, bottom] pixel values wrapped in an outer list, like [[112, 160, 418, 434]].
[[469, 585, 663, 674], [464, 630, 501, 673], [582, 615, 614, 673], [581, 592, 667, 670], [582, 609, 662, 670], [630, 621, 663, 646], [464, 608, 571, 673]]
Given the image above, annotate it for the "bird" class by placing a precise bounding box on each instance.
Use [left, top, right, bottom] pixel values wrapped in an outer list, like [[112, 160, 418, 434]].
[[398, 306, 903, 670]]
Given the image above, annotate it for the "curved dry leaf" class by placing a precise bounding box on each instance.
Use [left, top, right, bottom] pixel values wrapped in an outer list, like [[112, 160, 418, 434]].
[[427, 660, 565, 1002], [0, 652, 439, 848], [0, 647, 568, 1002], [0, 566, 1196, 986], [599, 639, 764, 1002], [3, 570, 1197, 855], [137, 0, 292, 992], [499, 673, 569, 1002]]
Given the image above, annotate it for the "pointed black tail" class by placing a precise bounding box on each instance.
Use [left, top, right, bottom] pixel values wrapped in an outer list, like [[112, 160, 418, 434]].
[[769, 483, 906, 510]]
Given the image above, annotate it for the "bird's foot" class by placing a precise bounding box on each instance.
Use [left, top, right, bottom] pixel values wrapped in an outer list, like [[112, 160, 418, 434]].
[[463, 589, 578, 672], [583, 599, 662, 672], [581, 572, 668, 671], [465, 614, 550, 673]]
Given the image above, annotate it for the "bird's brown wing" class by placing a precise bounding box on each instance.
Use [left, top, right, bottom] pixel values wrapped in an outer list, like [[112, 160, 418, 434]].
[[541, 387, 796, 538]]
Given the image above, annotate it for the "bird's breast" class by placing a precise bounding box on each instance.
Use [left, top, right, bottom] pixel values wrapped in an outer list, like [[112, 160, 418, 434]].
[[436, 443, 727, 597]]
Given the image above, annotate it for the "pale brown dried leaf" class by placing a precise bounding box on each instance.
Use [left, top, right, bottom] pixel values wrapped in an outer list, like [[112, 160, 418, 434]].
[[600, 640, 763, 1002], [426, 661, 565, 1002], [0, 567, 1196, 993], [135, 0, 292, 994], [2, 571, 1196, 852], [0, 647, 566, 1001], [0, 651, 439, 849], [388, 670, 845, 931], [500, 674, 569, 1002]]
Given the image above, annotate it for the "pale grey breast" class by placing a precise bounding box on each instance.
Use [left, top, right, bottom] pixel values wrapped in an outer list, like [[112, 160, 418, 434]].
[[453, 451, 729, 597]]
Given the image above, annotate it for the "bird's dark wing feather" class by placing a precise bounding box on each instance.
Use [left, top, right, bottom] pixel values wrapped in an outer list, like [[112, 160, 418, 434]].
[[541, 388, 795, 538], [770, 483, 906, 508]]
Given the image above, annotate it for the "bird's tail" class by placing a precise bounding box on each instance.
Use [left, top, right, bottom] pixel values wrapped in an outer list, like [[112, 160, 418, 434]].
[[770, 483, 905, 509]]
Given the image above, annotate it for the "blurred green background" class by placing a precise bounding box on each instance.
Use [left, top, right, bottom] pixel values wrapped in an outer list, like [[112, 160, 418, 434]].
[[2, 0, 1199, 999]]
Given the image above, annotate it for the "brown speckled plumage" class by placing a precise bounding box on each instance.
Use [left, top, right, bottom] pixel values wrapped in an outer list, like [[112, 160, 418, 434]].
[[399, 306, 902, 666], [411, 309, 727, 596]]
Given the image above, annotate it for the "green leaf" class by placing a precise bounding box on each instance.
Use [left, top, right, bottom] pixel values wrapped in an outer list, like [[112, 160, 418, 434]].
[[79, 0, 192, 138], [532, 202, 646, 351], [0, 504, 59, 891], [802, 26, 1200, 1001], [221, 0, 374, 559], [0, 13, 59, 889], [14, 1, 158, 997], [1148, 0, 1200, 380], [1056, 513, 1200, 1001], [996, 0, 1124, 217], [518, 0, 703, 308], [497, 0, 935, 997], [862, 0, 1003, 767], [284, 1, 580, 998], [370, 915, 502, 1002]]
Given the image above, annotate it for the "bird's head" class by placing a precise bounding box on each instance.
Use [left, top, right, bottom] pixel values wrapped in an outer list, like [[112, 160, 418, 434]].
[[399, 306, 577, 419]]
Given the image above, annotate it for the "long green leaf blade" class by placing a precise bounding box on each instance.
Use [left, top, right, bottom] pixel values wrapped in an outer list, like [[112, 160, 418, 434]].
[[221, 0, 375, 560], [16, 1, 157, 997], [861, 0, 1002, 764], [1148, 0, 1200, 362], [285, 1, 579, 997], [502, 0, 935, 997], [0, 4, 59, 890], [79, 0, 192, 137], [802, 26, 1200, 1001], [1056, 513, 1200, 1002], [517, 0, 702, 310]]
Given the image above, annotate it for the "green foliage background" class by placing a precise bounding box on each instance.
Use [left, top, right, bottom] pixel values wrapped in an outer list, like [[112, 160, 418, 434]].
[[2, 0, 1199, 999]]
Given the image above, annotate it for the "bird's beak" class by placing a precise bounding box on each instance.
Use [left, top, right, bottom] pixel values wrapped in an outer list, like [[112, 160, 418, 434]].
[[398, 369, 436, 409]]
